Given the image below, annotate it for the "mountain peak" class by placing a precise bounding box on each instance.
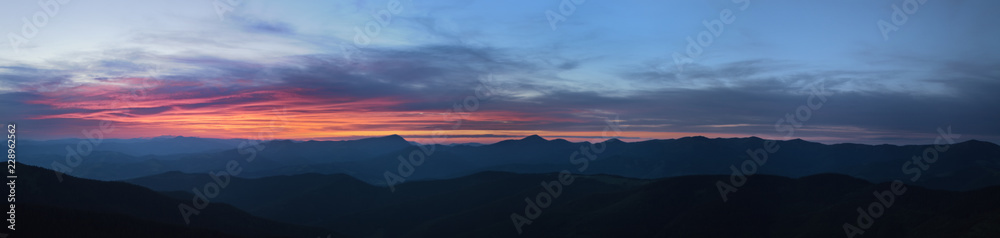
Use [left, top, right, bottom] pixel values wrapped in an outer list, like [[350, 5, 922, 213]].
[[521, 135, 547, 142], [384, 134, 406, 140], [678, 136, 710, 141], [362, 134, 408, 143], [550, 138, 571, 143], [603, 138, 625, 144], [957, 139, 1000, 148]]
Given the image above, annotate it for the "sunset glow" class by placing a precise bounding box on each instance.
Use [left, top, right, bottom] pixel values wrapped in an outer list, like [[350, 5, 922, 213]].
[[2, 0, 998, 145]]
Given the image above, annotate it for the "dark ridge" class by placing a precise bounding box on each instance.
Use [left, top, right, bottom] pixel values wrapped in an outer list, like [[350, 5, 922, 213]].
[[521, 134, 547, 141]]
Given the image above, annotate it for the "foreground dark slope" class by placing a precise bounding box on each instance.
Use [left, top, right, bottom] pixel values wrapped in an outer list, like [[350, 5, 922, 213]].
[[17, 164, 341, 238], [19, 204, 240, 238], [129, 170, 1000, 237]]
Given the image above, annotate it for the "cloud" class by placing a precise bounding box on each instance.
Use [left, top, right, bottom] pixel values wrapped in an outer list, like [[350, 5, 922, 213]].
[[232, 15, 296, 35], [1, 33, 998, 145]]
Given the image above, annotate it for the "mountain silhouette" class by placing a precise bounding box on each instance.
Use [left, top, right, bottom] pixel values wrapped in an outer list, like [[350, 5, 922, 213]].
[[16, 164, 342, 238], [126, 169, 1000, 237], [14, 133, 1000, 237], [19, 136, 1000, 191]]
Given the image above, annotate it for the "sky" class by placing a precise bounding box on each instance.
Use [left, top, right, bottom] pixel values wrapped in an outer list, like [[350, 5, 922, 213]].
[[1, 0, 998, 145]]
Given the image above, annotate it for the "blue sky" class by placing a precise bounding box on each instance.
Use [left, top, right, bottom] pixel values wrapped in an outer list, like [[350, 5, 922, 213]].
[[1, 0, 998, 144]]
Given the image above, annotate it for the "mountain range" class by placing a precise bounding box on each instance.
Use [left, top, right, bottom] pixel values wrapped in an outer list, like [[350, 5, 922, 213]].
[[16, 164, 341, 238], [20, 135, 1000, 191], [16, 163, 1000, 237], [15, 135, 1000, 236]]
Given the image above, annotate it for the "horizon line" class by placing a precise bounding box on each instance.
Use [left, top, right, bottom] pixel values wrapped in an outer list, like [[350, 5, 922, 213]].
[[19, 134, 997, 147]]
